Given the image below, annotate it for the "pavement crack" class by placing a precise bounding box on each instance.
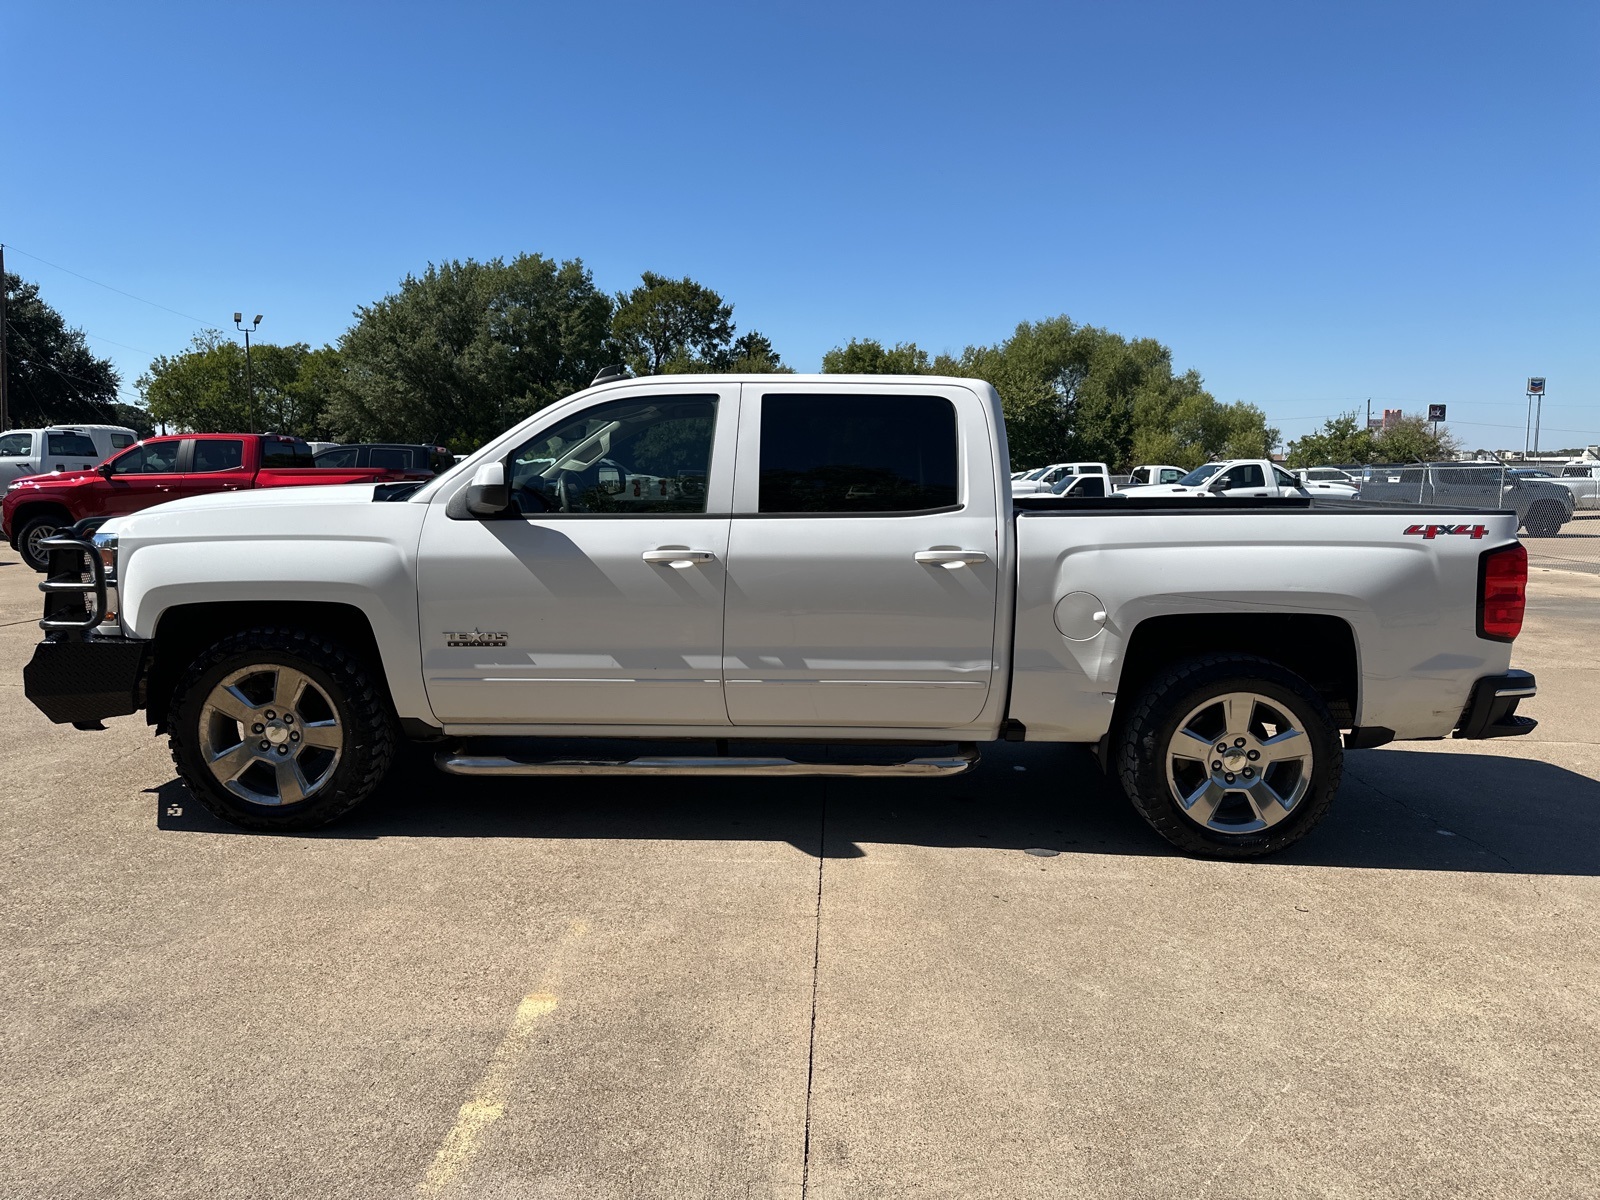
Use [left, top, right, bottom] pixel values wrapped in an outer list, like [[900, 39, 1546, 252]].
[[800, 787, 826, 1198]]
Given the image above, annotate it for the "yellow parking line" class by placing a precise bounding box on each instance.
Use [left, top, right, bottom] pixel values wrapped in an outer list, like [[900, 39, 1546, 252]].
[[415, 920, 587, 1197]]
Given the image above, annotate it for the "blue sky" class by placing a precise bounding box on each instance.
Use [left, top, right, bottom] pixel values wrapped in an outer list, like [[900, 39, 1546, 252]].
[[7, 0, 1597, 451]]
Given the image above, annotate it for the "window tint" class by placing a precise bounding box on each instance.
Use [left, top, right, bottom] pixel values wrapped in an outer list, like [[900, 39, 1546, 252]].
[[262, 438, 314, 468], [369, 447, 411, 470], [47, 433, 98, 457], [109, 432, 136, 449], [111, 441, 181, 474], [1218, 464, 1265, 489], [315, 448, 359, 468], [1059, 475, 1106, 497], [0, 433, 32, 457], [192, 439, 246, 472], [507, 395, 717, 515], [758, 394, 958, 514]]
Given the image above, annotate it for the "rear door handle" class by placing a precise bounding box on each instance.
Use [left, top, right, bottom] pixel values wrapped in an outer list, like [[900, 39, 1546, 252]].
[[642, 548, 716, 569], [915, 549, 988, 569]]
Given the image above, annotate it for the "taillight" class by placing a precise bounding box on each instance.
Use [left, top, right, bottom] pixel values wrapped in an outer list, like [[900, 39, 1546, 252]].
[[1478, 543, 1527, 642]]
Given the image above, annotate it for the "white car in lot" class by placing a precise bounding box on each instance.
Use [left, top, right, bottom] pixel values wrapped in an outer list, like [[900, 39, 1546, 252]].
[[1120, 459, 1359, 498], [1126, 464, 1186, 487], [1554, 462, 1600, 510], [25, 374, 1537, 860], [1011, 461, 1111, 495], [0, 425, 139, 487]]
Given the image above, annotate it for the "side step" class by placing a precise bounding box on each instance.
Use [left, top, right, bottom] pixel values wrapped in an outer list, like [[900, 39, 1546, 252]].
[[435, 743, 979, 778]]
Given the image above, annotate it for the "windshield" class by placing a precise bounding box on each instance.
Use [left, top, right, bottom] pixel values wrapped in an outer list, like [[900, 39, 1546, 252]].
[[1021, 467, 1049, 480], [1176, 463, 1223, 487]]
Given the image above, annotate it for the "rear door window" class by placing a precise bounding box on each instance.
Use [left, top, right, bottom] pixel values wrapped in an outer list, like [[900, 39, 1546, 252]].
[[369, 447, 411, 470], [47, 433, 99, 457], [757, 394, 959, 514], [1218, 464, 1265, 490], [191, 440, 246, 472]]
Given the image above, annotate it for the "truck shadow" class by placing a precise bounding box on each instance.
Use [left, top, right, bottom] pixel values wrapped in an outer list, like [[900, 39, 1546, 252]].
[[151, 743, 1600, 877]]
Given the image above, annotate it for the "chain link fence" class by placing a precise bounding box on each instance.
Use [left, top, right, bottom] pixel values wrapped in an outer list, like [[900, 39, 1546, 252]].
[[1351, 461, 1600, 574]]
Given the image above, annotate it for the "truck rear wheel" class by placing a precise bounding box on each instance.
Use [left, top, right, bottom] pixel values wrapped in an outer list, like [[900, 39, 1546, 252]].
[[168, 627, 396, 831], [1524, 501, 1564, 538], [1117, 655, 1342, 858]]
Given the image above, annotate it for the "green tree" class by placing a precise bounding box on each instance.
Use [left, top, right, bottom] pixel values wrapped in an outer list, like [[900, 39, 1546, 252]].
[[921, 316, 1275, 470], [3, 271, 124, 427], [1285, 411, 1377, 468], [331, 255, 612, 449], [1372, 414, 1458, 463], [140, 333, 342, 438], [820, 338, 932, 375], [720, 331, 790, 373], [611, 272, 735, 374]]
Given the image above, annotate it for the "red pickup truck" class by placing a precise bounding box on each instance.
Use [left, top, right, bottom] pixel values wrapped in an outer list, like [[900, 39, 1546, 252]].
[[3, 433, 432, 569]]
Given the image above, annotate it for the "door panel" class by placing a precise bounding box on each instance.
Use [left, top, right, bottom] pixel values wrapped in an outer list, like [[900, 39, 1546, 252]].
[[417, 514, 731, 724], [722, 384, 1000, 729], [417, 384, 738, 727]]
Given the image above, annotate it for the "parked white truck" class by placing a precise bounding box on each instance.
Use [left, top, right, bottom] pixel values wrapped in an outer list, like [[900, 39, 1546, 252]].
[[1121, 459, 1359, 498], [24, 374, 1536, 859], [1555, 462, 1600, 511]]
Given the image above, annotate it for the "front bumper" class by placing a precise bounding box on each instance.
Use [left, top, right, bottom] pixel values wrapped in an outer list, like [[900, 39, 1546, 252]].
[[25, 634, 149, 728], [1453, 669, 1537, 739]]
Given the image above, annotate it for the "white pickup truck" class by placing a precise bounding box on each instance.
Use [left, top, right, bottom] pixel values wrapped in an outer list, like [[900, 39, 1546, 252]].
[[1555, 462, 1600, 510], [1121, 459, 1360, 498], [23, 373, 1537, 859]]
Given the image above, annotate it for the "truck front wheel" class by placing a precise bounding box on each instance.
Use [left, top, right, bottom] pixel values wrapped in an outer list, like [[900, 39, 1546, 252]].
[[17, 514, 67, 571], [168, 627, 396, 831], [1117, 655, 1342, 858]]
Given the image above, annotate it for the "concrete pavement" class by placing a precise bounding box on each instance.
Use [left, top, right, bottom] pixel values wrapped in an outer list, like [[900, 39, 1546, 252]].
[[0, 548, 1596, 1198]]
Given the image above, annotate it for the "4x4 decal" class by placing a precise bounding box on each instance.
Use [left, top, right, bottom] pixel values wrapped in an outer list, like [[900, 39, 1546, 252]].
[[1404, 523, 1489, 540]]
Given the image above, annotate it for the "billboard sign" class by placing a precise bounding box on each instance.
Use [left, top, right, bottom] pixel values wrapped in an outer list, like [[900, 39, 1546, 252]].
[[1527, 378, 1546, 395], [1428, 404, 1447, 421]]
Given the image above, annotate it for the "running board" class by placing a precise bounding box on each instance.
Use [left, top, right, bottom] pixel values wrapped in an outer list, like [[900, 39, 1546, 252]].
[[435, 744, 979, 778]]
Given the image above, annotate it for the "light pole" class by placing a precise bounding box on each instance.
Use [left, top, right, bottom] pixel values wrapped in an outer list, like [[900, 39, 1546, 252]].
[[234, 312, 262, 432]]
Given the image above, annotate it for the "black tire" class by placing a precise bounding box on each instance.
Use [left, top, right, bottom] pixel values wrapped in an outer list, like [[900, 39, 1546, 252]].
[[1117, 654, 1343, 858], [169, 626, 396, 831], [17, 514, 66, 571], [1524, 501, 1564, 538]]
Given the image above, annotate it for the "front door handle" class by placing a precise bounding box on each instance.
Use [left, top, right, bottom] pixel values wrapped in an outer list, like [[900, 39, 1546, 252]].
[[642, 548, 716, 569], [914, 549, 988, 569]]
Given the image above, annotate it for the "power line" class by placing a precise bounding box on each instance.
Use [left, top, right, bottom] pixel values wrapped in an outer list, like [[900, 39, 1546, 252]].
[[3, 243, 211, 328]]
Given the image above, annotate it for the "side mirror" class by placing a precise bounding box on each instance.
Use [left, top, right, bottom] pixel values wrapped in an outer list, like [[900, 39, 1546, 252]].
[[98, 463, 115, 479], [1206, 477, 1229, 493], [464, 461, 509, 516]]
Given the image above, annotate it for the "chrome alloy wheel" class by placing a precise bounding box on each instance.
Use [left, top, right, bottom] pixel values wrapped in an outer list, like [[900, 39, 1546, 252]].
[[25, 522, 59, 563], [198, 665, 343, 806], [1164, 691, 1314, 834]]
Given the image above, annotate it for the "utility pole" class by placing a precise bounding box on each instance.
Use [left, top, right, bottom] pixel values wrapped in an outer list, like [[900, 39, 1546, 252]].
[[0, 244, 10, 432], [234, 312, 262, 433]]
